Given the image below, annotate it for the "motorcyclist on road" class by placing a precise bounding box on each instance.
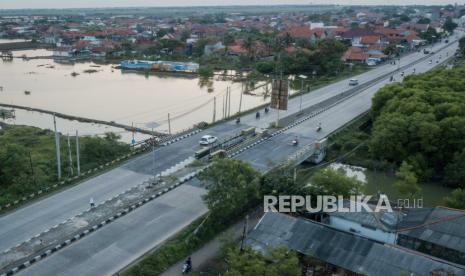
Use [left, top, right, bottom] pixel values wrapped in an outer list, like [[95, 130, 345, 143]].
[[292, 136, 299, 146], [256, 111, 260, 119], [182, 256, 192, 274], [236, 117, 240, 124], [265, 106, 269, 113]]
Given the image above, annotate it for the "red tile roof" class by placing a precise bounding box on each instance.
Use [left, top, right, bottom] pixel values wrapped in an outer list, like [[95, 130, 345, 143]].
[[343, 46, 368, 61], [361, 35, 380, 45], [286, 26, 313, 38]]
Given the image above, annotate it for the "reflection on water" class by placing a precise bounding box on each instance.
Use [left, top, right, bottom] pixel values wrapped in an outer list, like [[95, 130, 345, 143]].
[[330, 162, 453, 207], [0, 48, 292, 137], [329, 162, 367, 183]]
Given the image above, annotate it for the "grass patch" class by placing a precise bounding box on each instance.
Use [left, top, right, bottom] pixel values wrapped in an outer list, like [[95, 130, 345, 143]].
[[0, 125, 132, 210]]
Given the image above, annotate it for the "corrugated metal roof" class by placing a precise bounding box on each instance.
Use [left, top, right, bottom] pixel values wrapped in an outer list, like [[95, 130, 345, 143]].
[[398, 207, 465, 253], [246, 212, 465, 276]]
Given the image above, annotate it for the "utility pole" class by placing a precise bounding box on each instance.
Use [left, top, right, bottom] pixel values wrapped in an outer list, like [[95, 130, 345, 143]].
[[152, 127, 156, 181], [75, 130, 81, 176], [167, 113, 171, 135], [240, 215, 249, 252], [222, 95, 226, 119], [238, 84, 243, 114], [300, 78, 304, 113], [28, 151, 35, 185], [212, 96, 216, 123], [131, 122, 135, 149], [298, 75, 308, 114], [53, 114, 61, 180], [67, 134, 74, 176], [227, 86, 231, 118]]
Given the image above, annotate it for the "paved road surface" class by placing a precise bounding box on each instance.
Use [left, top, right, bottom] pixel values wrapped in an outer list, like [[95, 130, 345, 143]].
[[160, 209, 264, 276], [2, 37, 458, 275]]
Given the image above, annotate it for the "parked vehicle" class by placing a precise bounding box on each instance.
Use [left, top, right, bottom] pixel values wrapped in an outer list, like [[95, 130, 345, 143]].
[[199, 135, 218, 146]]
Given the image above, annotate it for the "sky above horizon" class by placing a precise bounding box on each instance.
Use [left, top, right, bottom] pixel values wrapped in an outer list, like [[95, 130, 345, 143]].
[[0, 0, 459, 9]]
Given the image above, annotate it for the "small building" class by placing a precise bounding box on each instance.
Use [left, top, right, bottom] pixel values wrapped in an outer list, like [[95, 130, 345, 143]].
[[325, 200, 398, 244], [397, 207, 465, 266], [342, 46, 369, 63], [53, 46, 72, 58], [247, 212, 465, 275], [204, 41, 225, 56]]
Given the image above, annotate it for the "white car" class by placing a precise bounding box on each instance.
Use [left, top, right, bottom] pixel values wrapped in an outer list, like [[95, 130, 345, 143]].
[[349, 79, 359, 86], [199, 135, 218, 146]]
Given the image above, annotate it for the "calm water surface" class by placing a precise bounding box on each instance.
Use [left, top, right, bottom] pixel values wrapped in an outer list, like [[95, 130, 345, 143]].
[[330, 163, 453, 207]]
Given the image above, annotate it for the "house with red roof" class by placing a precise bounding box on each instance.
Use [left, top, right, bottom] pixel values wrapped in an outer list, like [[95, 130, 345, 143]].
[[341, 28, 376, 46], [342, 46, 369, 63]]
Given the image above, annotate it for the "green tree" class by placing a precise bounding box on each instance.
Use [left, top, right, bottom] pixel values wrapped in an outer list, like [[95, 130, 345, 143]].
[[225, 247, 300, 276], [255, 61, 275, 74], [180, 30, 190, 42], [443, 17, 458, 33], [260, 166, 305, 196], [383, 43, 398, 56], [459, 37, 465, 56], [394, 161, 421, 198], [200, 159, 260, 222], [420, 27, 438, 43], [242, 36, 256, 60], [308, 167, 364, 196], [444, 149, 465, 188], [0, 144, 32, 189], [369, 68, 465, 186], [198, 66, 214, 78], [224, 33, 235, 45], [444, 188, 465, 209], [417, 17, 431, 24]]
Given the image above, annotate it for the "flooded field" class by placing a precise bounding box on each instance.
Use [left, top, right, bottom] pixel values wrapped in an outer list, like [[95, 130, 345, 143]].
[[0, 47, 287, 142]]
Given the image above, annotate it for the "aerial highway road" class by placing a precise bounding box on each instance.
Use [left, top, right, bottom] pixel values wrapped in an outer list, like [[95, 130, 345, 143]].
[[0, 36, 458, 275]]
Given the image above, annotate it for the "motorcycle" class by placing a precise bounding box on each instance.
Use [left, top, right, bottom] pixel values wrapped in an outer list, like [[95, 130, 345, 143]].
[[255, 112, 260, 119], [182, 263, 191, 274], [265, 107, 269, 113], [182, 257, 192, 274], [236, 118, 241, 124]]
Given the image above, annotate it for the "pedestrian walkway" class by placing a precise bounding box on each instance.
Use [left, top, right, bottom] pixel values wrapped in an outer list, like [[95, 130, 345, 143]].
[[161, 209, 263, 276]]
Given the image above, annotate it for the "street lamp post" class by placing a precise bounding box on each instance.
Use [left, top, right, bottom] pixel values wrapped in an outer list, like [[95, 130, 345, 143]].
[[298, 75, 308, 113]]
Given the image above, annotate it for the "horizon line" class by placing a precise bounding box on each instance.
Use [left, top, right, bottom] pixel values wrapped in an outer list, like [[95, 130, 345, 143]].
[[0, 3, 455, 11]]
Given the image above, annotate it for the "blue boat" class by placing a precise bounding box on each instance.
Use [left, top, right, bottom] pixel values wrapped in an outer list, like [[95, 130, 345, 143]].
[[120, 60, 199, 73], [120, 60, 154, 70]]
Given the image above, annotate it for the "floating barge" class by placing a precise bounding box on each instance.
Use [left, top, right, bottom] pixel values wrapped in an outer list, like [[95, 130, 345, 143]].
[[120, 60, 199, 73]]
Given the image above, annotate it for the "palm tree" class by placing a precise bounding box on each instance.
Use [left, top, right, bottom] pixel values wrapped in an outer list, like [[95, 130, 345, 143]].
[[242, 36, 256, 60]]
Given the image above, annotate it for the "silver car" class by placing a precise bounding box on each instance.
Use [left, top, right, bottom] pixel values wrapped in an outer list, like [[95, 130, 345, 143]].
[[199, 135, 218, 146]]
